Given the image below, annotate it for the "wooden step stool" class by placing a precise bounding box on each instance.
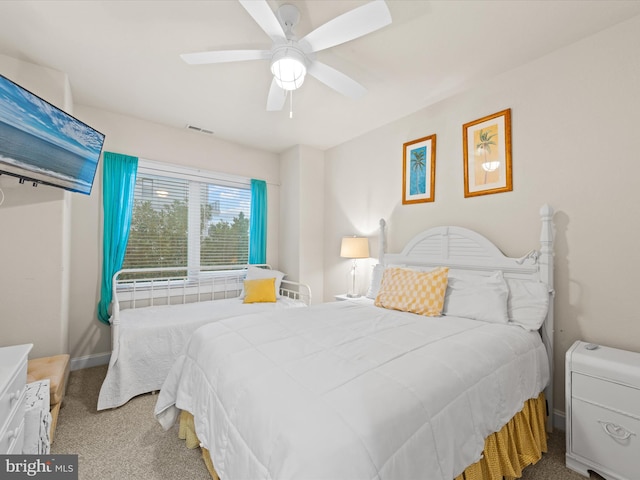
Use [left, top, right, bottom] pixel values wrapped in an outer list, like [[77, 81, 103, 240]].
[[27, 354, 70, 444]]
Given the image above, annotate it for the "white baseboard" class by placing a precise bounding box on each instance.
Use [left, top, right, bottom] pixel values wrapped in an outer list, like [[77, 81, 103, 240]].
[[70, 352, 111, 371], [553, 408, 566, 431]]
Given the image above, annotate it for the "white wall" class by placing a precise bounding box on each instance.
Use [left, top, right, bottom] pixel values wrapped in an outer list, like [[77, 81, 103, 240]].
[[279, 145, 325, 303], [279, 148, 301, 284], [0, 55, 72, 358], [323, 15, 640, 421], [298, 146, 325, 303]]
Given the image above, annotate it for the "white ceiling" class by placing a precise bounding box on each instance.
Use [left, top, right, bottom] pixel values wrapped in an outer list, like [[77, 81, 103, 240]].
[[1, 1, 639, 153]]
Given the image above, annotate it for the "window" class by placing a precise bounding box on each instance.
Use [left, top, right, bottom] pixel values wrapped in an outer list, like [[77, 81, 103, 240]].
[[122, 160, 251, 277]]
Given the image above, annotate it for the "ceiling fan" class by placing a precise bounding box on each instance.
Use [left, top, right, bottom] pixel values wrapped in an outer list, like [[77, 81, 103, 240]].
[[180, 0, 392, 113]]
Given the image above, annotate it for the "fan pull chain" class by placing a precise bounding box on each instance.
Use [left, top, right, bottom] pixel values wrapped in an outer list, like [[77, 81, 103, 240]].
[[289, 90, 293, 119]]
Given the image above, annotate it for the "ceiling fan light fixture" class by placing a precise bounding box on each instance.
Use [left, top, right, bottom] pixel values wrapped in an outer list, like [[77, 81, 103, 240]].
[[181, 0, 393, 111], [271, 47, 306, 91]]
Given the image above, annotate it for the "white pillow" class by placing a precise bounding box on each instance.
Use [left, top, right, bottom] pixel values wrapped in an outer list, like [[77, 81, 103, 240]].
[[366, 263, 385, 299], [240, 266, 285, 298], [506, 278, 550, 331], [443, 271, 509, 324]]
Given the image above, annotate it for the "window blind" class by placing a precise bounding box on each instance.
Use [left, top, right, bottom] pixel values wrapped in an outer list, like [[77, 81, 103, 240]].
[[122, 162, 251, 276]]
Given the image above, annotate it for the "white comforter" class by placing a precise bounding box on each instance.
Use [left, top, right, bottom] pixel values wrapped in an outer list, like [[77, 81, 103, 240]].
[[97, 297, 305, 410], [155, 301, 549, 480]]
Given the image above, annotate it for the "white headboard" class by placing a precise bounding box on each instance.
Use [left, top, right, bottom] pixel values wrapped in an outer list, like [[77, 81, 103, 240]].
[[379, 205, 555, 431]]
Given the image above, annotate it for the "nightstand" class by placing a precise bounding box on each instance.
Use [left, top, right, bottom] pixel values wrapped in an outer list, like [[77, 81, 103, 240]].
[[566, 340, 640, 480]]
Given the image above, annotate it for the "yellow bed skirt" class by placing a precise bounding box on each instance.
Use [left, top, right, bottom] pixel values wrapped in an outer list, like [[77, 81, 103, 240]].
[[454, 392, 548, 480], [178, 392, 547, 480]]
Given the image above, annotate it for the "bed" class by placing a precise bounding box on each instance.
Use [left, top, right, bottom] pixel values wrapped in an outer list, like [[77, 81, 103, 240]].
[[155, 205, 555, 480], [97, 264, 311, 411]]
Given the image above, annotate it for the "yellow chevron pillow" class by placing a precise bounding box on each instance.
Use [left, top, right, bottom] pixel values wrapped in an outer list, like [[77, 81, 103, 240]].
[[375, 266, 449, 316]]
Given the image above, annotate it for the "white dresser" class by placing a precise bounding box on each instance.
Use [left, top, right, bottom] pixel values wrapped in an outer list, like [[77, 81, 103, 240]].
[[566, 340, 640, 480], [0, 343, 33, 454]]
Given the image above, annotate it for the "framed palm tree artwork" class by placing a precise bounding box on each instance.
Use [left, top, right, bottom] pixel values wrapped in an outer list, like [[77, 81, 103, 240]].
[[402, 134, 436, 204], [463, 108, 512, 197]]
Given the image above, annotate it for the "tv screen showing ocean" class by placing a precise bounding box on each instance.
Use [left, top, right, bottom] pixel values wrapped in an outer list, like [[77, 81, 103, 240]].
[[0, 74, 104, 195], [0, 120, 99, 194]]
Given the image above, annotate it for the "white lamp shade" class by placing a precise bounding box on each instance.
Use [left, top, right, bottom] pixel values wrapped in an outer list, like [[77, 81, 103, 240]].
[[340, 236, 370, 258]]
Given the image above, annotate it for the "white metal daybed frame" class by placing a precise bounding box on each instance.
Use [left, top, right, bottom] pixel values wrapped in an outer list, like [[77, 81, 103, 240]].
[[377, 204, 555, 431], [110, 263, 312, 357], [99, 264, 311, 410]]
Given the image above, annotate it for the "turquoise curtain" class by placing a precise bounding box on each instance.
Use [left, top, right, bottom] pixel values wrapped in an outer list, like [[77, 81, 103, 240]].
[[249, 179, 267, 264], [97, 152, 138, 324]]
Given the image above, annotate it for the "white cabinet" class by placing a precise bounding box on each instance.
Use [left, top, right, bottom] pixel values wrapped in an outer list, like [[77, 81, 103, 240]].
[[566, 341, 640, 480], [0, 344, 33, 454]]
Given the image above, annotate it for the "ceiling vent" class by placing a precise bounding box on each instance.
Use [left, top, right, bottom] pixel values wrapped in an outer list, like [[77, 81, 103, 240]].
[[186, 124, 214, 135]]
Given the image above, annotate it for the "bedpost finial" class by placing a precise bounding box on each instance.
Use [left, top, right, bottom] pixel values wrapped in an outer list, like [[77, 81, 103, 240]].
[[540, 204, 554, 218], [378, 218, 387, 260], [539, 205, 554, 246]]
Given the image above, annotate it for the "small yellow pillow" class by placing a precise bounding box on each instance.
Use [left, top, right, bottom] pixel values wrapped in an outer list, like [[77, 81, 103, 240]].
[[243, 277, 277, 303], [375, 266, 449, 316]]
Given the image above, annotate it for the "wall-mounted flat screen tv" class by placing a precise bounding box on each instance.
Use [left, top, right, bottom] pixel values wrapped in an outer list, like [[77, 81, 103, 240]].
[[0, 73, 105, 195]]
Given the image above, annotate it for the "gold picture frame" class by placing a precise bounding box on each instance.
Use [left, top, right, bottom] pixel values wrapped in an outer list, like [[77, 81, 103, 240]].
[[402, 134, 436, 204], [463, 109, 512, 197]]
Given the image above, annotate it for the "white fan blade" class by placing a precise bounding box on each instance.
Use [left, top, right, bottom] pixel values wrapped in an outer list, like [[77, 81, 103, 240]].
[[307, 61, 367, 99], [180, 50, 271, 65], [301, 0, 391, 53], [266, 78, 287, 111], [239, 0, 286, 43]]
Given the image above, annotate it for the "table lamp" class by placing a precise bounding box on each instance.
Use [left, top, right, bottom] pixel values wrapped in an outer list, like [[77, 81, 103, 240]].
[[340, 236, 370, 298]]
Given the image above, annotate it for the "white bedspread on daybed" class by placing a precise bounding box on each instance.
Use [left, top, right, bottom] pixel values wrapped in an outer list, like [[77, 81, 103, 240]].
[[155, 300, 549, 480], [97, 297, 304, 410]]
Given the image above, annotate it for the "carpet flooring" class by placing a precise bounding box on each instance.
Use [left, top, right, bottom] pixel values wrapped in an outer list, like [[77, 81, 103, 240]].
[[52, 364, 601, 479]]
